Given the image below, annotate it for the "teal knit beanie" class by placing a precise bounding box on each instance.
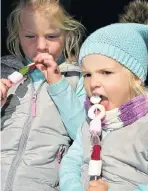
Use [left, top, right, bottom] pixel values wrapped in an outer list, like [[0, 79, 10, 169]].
[[79, 23, 148, 82]]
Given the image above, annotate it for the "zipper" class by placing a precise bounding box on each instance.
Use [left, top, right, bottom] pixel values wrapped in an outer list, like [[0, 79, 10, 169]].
[[4, 77, 45, 191], [31, 94, 37, 117]]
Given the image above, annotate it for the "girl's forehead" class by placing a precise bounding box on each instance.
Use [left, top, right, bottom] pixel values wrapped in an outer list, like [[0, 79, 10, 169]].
[[20, 8, 50, 23], [19, 8, 61, 32], [20, 5, 62, 23]]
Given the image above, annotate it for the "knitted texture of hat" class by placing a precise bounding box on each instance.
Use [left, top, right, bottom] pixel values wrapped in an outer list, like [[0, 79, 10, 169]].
[[79, 23, 148, 82]]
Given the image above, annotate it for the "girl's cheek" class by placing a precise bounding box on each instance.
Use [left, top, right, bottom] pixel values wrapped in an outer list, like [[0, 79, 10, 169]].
[[85, 86, 91, 97]]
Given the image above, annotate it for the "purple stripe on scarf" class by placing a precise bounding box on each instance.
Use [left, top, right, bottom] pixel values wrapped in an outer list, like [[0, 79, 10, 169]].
[[84, 96, 92, 115], [119, 95, 148, 126]]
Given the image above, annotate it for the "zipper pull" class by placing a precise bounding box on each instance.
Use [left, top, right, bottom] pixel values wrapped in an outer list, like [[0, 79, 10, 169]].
[[57, 146, 65, 167], [31, 94, 37, 117]]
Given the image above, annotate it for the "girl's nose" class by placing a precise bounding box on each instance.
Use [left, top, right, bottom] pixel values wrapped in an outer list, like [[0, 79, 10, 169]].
[[90, 75, 101, 89], [37, 37, 48, 53]]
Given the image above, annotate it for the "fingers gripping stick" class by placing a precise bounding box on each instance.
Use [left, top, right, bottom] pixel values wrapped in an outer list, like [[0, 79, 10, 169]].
[[1, 63, 36, 108]]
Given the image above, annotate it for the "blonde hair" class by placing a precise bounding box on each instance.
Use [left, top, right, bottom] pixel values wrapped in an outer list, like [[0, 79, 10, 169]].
[[125, 67, 148, 97], [7, 0, 85, 61]]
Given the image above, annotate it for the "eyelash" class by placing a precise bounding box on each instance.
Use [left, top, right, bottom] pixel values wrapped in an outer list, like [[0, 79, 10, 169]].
[[25, 35, 35, 39], [102, 71, 112, 75], [83, 73, 91, 78], [25, 35, 59, 39], [47, 35, 58, 39]]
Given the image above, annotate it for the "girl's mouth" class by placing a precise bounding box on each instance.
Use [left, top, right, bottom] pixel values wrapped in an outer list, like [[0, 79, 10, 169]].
[[99, 95, 109, 110]]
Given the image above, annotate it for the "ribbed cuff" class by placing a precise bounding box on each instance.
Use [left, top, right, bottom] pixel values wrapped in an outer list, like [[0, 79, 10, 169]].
[[60, 181, 84, 191], [47, 76, 69, 96]]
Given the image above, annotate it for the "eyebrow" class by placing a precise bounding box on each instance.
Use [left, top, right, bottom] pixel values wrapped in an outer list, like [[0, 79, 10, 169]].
[[20, 27, 61, 33], [100, 67, 116, 70], [19, 28, 35, 33], [82, 67, 116, 72], [20, 30, 62, 37]]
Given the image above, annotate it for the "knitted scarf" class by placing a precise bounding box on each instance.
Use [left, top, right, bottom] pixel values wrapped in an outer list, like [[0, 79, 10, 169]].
[[85, 95, 148, 131]]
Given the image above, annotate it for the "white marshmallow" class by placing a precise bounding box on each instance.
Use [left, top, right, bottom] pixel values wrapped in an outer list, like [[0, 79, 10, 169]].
[[88, 104, 106, 120], [8, 71, 24, 84], [88, 160, 102, 176], [89, 117, 102, 135], [90, 96, 101, 104]]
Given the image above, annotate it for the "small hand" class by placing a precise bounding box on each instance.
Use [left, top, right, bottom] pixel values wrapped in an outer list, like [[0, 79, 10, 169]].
[[0, 79, 12, 99], [87, 179, 108, 191], [0, 79, 12, 106], [33, 53, 62, 85]]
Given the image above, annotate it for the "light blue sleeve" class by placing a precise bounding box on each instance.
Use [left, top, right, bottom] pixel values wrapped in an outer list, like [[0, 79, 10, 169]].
[[59, 126, 85, 191], [47, 76, 86, 140], [134, 184, 148, 191]]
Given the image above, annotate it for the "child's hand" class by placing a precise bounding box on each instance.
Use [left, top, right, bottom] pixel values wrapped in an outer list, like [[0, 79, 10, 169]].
[[33, 53, 62, 85], [0, 79, 12, 105], [87, 179, 108, 191]]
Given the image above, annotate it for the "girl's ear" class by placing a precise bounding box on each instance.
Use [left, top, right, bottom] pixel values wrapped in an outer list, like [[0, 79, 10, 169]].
[[135, 77, 142, 86]]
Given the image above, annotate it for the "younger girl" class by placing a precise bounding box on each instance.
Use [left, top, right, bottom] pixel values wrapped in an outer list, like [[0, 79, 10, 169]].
[[60, 23, 148, 191], [1, 0, 86, 190]]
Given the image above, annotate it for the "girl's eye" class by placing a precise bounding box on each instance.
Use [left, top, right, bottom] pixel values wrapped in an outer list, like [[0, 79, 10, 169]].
[[25, 35, 35, 39], [47, 35, 59, 39], [102, 71, 112, 75], [83, 73, 91, 78]]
